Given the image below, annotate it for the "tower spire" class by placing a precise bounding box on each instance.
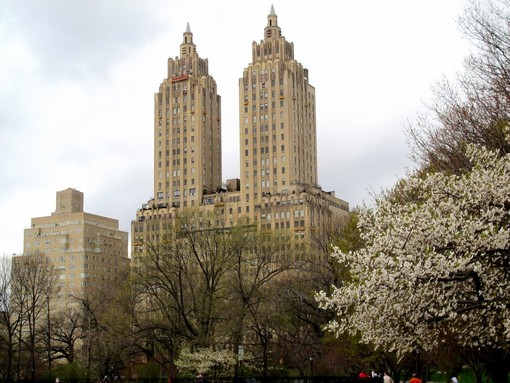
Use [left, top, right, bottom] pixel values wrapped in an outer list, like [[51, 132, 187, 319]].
[[180, 22, 196, 58], [265, 4, 281, 39]]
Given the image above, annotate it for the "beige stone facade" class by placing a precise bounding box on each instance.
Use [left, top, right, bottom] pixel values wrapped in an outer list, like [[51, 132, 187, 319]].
[[132, 6, 349, 257], [153, 23, 222, 210], [239, 6, 319, 219], [21, 188, 129, 296]]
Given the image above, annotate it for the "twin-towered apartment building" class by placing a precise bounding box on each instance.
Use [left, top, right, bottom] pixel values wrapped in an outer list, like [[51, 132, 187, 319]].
[[131, 5, 349, 259], [19, 6, 349, 295]]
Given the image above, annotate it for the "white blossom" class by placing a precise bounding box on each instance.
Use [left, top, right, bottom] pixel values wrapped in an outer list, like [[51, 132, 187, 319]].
[[317, 143, 510, 356], [174, 347, 238, 376]]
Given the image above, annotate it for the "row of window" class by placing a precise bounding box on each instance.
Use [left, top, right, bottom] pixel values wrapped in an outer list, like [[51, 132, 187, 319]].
[[260, 220, 306, 230], [244, 144, 285, 157], [245, 178, 287, 189], [245, 133, 284, 145], [244, 123, 279, 135], [156, 184, 200, 200], [251, 68, 276, 76], [243, 110, 286, 124], [158, 167, 197, 178], [245, 167, 286, 179], [30, 221, 83, 230], [245, 156, 286, 168], [261, 209, 305, 220], [243, 89, 283, 102], [59, 273, 89, 279], [158, 112, 214, 127], [172, 188, 197, 197]]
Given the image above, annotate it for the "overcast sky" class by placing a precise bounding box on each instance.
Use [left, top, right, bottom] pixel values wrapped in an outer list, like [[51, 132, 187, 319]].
[[0, 0, 472, 256]]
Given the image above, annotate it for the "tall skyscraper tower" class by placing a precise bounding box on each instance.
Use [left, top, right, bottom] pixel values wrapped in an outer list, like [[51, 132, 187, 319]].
[[154, 23, 222, 209], [239, 5, 318, 217], [133, 7, 349, 257]]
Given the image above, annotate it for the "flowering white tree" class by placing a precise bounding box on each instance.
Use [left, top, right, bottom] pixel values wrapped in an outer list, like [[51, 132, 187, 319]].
[[316, 143, 510, 383], [174, 347, 237, 376]]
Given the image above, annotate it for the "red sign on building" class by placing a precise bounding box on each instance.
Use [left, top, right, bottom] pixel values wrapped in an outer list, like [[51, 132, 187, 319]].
[[171, 74, 189, 82]]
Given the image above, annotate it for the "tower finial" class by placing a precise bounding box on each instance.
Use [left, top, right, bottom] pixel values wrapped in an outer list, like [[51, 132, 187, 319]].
[[181, 22, 195, 58], [265, 4, 280, 39]]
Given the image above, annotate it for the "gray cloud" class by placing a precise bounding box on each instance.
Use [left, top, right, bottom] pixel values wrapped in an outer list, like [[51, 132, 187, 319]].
[[2, 1, 164, 81], [0, 0, 471, 256]]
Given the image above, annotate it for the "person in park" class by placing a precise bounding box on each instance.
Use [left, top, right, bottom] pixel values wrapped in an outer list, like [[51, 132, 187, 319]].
[[409, 373, 422, 383], [384, 372, 394, 383], [451, 377, 458, 383]]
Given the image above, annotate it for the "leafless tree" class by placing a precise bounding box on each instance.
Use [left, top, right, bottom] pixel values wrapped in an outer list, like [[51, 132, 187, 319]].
[[10, 253, 60, 381], [133, 210, 240, 355], [67, 275, 134, 380], [0, 254, 20, 382], [226, 224, 302, 376], [408, 0, 510, 174], [39, 304, 82, 364], [131, 211, 304, 376]]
